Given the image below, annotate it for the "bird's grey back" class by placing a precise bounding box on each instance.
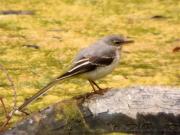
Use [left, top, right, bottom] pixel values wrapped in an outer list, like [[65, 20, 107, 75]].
[[73, 40, 116, 63]]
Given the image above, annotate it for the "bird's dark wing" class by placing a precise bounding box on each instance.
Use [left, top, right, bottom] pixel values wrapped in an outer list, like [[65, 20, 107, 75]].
[[57, 56, 114, 79]]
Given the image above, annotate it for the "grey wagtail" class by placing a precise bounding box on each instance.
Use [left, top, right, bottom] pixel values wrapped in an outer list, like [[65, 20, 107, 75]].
[[18, 35, 133, 111]]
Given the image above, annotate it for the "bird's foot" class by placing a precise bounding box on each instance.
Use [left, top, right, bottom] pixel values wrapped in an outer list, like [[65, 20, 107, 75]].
[[94, 87, 110, 95], [74, 88, 111, 101]]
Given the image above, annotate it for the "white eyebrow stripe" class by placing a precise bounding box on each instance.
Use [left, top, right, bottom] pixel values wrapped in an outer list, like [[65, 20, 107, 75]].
[[68, 61, 91, 72]]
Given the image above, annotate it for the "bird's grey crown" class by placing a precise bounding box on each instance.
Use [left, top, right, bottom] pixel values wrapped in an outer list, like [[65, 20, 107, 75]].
[[100, 34, 125, 45]]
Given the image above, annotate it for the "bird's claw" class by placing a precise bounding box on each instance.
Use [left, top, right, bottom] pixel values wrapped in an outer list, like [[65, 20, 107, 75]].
[[94, 87, 110, 95]]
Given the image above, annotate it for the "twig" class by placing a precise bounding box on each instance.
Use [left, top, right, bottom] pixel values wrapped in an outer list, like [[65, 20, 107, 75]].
[[0, 64, 17, 111], [0, 64, 17, 130], [0, 97, 8, 118]]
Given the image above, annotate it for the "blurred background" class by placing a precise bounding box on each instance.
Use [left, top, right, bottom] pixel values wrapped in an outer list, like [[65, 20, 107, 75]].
[[0, 0, 180, 126]]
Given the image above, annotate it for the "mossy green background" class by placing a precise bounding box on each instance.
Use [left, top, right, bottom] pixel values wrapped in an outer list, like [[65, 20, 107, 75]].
[[0, 0, 180, 132]]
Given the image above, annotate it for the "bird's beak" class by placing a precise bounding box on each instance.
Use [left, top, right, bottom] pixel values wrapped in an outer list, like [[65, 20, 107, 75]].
[[123, 38, 134, 45]]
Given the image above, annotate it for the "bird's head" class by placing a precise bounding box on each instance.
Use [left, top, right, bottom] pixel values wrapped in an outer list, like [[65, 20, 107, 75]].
[[102, 35, 134, 49]]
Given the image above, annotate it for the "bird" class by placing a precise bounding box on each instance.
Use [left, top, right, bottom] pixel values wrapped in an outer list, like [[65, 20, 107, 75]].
[[17, 35, 134, 111]]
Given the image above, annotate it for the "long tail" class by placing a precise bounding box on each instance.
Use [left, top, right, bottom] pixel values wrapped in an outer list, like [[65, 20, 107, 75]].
[[17, 72, 76, 111], [18, 78, 62, 111]]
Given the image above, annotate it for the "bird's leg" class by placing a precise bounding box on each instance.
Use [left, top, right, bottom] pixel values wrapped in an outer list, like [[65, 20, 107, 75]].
[[91, 80, 109, 94], [88, 80, 97, 92], [88, 80, 108, 95], [91, 80, 103, 90]]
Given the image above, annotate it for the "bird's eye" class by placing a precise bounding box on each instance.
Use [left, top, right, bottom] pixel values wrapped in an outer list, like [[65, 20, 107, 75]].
[[112, 40, 120, 45]]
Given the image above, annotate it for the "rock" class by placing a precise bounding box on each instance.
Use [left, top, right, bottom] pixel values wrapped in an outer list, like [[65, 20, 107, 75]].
[[2, 86, 180, 135]]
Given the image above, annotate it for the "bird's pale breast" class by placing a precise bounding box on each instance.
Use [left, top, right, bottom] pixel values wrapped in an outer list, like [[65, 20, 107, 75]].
[[82, 50, 120, 80]]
